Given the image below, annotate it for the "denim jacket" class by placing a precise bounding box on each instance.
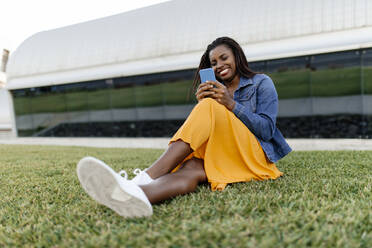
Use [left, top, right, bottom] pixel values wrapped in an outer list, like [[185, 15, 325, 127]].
[[232, 74, 292, 162]]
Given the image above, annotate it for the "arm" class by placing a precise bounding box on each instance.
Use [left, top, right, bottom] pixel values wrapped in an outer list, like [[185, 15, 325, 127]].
[[232, 76, 278, 141]]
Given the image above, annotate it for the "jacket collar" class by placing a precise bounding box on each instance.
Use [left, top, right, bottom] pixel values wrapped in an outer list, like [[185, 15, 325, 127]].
[[236, 76, 253, 91]]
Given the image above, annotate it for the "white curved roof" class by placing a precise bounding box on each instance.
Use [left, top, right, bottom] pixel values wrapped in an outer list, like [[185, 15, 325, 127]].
[[7, 0, 372, 90]]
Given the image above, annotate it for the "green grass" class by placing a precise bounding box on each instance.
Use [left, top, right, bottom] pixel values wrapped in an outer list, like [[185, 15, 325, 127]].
[[0, 145, 371, 247]]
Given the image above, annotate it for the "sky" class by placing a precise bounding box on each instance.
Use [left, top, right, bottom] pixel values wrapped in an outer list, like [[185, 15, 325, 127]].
[[0, 0, 170, 53]]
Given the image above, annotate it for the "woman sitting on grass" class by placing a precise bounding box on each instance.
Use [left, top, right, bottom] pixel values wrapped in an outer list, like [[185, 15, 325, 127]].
[[77, 36, 292, 218]]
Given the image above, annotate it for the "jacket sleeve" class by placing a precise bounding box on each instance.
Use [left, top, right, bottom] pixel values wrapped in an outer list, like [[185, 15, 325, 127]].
[[232, 76, 278, 141]]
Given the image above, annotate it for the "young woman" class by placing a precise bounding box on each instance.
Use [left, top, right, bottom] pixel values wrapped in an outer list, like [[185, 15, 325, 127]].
[[77, 37, 291, 218]]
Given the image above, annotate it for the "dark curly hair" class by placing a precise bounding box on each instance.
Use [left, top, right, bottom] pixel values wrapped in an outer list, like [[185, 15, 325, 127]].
[[192, 36, 257, 92]]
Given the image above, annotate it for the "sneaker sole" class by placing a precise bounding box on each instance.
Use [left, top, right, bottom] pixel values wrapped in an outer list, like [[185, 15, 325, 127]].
[[77, 156, 152, 218]]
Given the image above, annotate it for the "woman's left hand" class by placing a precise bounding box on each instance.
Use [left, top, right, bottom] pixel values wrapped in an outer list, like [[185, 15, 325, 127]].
[[206, 81, 236, 111]]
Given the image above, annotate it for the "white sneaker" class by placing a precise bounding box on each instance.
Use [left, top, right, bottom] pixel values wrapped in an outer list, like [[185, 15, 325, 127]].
[[132, 168, 154, 186], [77, 156, 153, 218]]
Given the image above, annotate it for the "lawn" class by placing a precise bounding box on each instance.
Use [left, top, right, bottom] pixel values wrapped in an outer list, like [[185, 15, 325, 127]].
[[0, 145, 371, 247]]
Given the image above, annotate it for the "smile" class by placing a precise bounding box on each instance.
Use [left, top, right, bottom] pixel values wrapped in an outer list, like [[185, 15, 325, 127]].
[[219, 68, 229, 76]]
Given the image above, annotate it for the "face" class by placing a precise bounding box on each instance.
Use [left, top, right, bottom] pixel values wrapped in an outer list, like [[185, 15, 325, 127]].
[[209, 44, 238, 83]]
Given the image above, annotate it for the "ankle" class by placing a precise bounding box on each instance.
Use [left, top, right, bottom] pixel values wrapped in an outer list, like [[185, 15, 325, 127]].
[[143, 170, 154, 180], [145, 170, 155, 179]]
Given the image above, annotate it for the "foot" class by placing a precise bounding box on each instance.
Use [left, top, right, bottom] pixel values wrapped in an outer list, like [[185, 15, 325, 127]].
[[77, 156, 153, 218]]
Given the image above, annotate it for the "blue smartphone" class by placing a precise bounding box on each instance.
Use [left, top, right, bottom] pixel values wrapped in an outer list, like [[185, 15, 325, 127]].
[[199, 68, 217, 83]]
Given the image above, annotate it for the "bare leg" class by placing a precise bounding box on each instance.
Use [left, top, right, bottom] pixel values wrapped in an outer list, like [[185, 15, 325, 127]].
[[145, 99, 218, 180], [140, 157, 207, 204], [145, 140, 192, 179]]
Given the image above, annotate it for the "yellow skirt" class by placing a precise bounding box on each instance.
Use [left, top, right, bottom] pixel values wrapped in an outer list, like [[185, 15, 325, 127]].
[[170, 98, 283, 191]]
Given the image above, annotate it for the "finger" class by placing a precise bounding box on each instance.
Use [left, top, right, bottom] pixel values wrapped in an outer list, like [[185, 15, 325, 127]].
[[210, 87, 224, 94], [209, 94, 218, 100], [199, 83, 212, 90], [195, 87, 205, 95], [196, 87, 210, 96], [196, 92, 209, 101], [207, 80, 225, 89], [209, 92, 223, 100], [198, 91, 215, 99], [196, 83, 213, 95], [196, 90, 212, 100], [195, 86, 214, 95], [202, 90, 215, 97], [213, 94, 223, 101], [203, 83, 214, 91]]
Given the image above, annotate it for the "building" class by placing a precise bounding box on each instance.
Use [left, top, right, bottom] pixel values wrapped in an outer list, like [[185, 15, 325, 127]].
[[5, 0, 372, 138]]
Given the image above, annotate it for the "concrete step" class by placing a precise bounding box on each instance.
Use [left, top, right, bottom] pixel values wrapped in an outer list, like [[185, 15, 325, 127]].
[[0, 130, 15, 139]]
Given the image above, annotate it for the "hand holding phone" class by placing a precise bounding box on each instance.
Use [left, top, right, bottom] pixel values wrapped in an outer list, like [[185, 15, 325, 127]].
[[197, 68, 235, 110], [196, 68, 217, 101]]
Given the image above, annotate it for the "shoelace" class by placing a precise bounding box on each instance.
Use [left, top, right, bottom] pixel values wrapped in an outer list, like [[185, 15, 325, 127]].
[[118, 170, 128, 180], [118, 168, 142, 180], [133, 168, 143, 176]]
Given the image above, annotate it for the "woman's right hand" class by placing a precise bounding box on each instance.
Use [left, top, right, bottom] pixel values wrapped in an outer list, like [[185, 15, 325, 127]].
[[195, 81, 215, 102]]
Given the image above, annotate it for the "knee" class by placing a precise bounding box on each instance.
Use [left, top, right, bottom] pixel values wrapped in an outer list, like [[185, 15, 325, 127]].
[[197, 97, 224, 113], [198, 98, 218, 107]]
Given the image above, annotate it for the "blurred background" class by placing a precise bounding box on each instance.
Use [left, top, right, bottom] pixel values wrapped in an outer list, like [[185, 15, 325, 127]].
[[1, 0, 372, 139]]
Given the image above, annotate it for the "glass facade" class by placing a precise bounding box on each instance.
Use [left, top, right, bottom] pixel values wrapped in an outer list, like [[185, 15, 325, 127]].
[[11, 48, 372, 138]]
